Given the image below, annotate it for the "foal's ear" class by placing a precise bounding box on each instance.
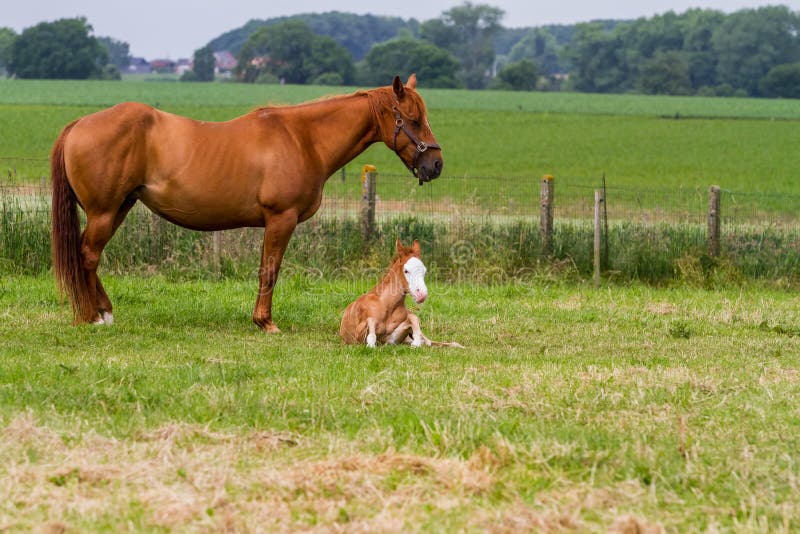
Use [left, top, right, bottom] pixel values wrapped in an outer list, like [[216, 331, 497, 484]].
[[411, 240, 421, 255], [406, 74, 417, 89], [395, 238, 404, 253], [392, 75, 405, 99]]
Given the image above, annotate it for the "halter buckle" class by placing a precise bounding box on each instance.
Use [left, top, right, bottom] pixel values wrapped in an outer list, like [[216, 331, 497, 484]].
[[416, 141, 428, 153]]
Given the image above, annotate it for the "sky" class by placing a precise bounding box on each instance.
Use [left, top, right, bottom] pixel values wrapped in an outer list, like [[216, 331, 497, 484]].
[[5, 0, 800, 59]]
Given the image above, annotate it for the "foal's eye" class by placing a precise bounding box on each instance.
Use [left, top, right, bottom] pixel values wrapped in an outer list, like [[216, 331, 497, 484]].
[[404, 269, 409, 274]]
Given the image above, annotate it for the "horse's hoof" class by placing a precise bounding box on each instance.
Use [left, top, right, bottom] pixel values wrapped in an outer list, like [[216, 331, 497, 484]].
[[262, 323, 281, 334], [91, 312, 114, 325]]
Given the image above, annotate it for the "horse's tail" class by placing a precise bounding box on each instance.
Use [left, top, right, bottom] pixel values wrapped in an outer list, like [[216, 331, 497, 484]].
[[51, 120, 92, 323]]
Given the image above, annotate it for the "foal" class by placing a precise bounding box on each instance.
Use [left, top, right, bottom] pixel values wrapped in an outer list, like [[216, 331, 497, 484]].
[[340, 239, 462, 348]]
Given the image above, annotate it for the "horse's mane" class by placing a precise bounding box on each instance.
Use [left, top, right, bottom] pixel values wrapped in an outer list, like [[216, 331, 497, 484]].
[[252, 86, 397, 115]]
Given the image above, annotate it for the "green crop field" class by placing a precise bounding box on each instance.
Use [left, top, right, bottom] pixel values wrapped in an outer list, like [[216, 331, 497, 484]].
[[2, 275, 800, 531], [1, 79, 799, 196]]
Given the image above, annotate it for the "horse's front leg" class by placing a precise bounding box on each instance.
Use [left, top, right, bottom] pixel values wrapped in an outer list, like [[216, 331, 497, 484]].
[[253, 210, 298, 333]]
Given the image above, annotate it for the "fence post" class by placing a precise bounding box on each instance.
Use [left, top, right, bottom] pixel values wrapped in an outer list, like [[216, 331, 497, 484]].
[[212, 232, 221, 273], [540, 174, 554, 256], [708, 185, 721, 258], [361, 164, 377, 241], [594, 189, 604, 288]]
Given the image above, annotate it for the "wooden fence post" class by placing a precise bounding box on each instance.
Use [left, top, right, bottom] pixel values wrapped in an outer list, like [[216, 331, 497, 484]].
[[594, 189, 604, 288], [540, 174, 554, 256], [212, 231, 221, 273], [708, 185, 721, 258], [361, 164, 377, 241]]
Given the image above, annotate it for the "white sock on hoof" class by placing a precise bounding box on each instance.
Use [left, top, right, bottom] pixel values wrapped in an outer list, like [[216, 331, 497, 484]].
[[102, 312, 114, 326], [366, 333, 377, 348]]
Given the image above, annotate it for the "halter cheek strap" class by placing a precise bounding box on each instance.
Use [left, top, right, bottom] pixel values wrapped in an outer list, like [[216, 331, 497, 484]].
[[392, 107, 441, 185]]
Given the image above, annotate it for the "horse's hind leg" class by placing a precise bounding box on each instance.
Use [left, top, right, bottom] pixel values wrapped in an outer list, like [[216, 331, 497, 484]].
[[91, 196, 137, 324], [79, 213, 115, 323], [80, 197, 136, 324]]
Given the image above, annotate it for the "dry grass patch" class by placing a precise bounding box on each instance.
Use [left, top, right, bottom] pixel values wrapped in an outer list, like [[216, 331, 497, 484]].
[[0, 412, 682, 532], [0, 413, 502, 532]]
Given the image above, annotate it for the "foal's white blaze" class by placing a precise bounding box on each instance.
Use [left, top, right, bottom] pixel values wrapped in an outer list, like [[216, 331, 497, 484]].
[[403, 257, 428, 303]]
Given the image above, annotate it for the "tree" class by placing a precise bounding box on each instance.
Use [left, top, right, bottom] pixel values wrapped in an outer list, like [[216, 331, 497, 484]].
[[307, 35, 355, 84], [759, 63, 800, 98], [567, 22, 628, 93], [637, 51, 691, 95], [9, 18, 108, 79], [508, 28, 563, 75], [236, 20, 354, 84], [192, 45, 215, 82], [237, 20, 313, 83], [0, 28, 16, 74], [362, 38, 461, 88], [97, 37, 130, 71], [682, 9, 725, 90], [712, 6, 800, 96], [495, 59, 539, 90], [421, 2, 505, 89]]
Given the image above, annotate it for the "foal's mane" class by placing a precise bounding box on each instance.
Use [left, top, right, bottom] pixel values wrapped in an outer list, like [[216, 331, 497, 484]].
[[391, 245, 421, 266]]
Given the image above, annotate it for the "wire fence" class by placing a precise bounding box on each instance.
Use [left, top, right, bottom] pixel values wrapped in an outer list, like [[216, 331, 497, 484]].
[[1, 167, 799, 282]]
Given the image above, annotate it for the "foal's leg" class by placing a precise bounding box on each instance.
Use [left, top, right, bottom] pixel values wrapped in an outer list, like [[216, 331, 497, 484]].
[[406, 313, 430, 347], [386, 319, 413, 345], [253, 210, 298, 333], [365, 317, 378, 347]]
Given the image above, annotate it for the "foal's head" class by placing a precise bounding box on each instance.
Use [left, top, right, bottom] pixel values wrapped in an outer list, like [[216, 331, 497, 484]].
[[392, 238, 428, 304], [369, 75, 443, 184]]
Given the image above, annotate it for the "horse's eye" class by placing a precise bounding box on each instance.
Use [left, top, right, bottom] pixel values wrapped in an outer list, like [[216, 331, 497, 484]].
[[404, 269, 409, 274]]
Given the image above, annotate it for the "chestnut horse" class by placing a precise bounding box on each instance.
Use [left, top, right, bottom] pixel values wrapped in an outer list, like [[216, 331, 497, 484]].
[[51, 75, 442, 331]]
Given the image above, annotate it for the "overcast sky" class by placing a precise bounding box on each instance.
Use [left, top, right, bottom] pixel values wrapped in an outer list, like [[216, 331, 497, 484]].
[[5, 1, 800, 59]]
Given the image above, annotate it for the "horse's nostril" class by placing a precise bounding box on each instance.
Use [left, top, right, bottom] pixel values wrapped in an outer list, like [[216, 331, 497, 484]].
[[434, 159, 442, 172]]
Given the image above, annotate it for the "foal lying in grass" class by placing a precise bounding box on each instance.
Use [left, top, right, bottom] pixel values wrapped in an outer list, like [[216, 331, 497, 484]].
[[340, 239, 462, 348]]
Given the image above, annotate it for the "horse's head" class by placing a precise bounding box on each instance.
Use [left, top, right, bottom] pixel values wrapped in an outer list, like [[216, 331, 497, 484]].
[[394, 238, 428, 303], [371, 75, 443, 185]]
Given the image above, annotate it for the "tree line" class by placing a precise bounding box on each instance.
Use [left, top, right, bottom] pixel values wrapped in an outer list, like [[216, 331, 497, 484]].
[[2, 4, 800, 98]]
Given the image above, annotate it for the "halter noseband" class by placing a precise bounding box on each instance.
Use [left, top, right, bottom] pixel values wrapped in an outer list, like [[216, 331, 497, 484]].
[[392, 106, 441, 185]]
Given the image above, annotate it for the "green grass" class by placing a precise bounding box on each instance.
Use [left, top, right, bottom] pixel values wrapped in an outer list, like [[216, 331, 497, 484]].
[[1, 274, 799, 531]]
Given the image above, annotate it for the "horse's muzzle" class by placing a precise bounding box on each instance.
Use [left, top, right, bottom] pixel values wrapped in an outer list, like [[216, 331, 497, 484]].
[[417, 156, 443, 184]]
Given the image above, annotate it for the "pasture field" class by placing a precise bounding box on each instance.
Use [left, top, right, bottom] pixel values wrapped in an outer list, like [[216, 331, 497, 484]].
[[1, 80, 800, 197], [1, 274, 800, 531]]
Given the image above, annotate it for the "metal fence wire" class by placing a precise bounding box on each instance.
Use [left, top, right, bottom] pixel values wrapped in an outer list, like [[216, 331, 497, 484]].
[[1, 170, 799, 281]]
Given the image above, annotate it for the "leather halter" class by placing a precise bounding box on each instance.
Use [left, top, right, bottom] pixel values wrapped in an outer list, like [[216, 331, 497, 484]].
[[392, 106, 441, 185]]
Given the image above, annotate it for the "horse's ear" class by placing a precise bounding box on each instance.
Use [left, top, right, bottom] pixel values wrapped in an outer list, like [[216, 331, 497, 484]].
[[395, 238, 404, 253], [411, 239, 421, 255], [392, 76, 405, 99], [406, 74, 417, 89]]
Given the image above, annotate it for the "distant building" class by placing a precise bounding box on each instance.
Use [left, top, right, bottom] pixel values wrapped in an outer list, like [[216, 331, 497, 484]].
[[214, 51, 237, 78], [176, 58, 192, 76], [150, 59, 176, 74], [127, 57, 151, 74]]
